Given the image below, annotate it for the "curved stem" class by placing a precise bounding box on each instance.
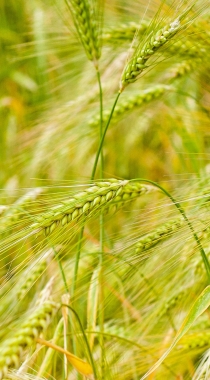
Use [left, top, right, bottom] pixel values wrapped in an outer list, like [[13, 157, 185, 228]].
[[96, 69, 105, 378], [91, 91, 121, 180], [96, 69, 104, 178], [63, 304, 98, 380], [130, 178, 210, 283], [50, 244, 69, 293], [72, 227, 84, 298]]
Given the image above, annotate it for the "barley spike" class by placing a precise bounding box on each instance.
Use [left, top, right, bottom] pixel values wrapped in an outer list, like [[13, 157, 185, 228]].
[[31, 180, 155, 236]]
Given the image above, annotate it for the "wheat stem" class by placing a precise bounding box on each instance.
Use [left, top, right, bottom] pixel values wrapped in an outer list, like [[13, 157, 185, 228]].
[[131, 178, 210, 283], [63, 304, 97, 379], [96, 69, 104, 178], [52, 245, 69, 294], [91, 91, 121, 180], [72, 227, 84, 301], [96, 67, 105, 378]]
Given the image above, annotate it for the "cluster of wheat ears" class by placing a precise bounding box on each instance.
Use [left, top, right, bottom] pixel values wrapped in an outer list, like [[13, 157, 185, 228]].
[[1, 0, 210, 379]]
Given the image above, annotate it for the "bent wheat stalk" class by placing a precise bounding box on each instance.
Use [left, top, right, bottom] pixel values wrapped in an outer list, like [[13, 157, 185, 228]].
[[130, 178, 210, 282]]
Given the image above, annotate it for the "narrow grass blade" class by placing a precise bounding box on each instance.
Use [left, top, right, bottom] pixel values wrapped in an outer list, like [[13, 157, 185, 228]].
[[140, 285, 210, 379], [36, 338, 94, 378]]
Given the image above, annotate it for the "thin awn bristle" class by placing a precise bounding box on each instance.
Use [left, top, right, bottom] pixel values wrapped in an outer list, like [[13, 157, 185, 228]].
[[17, 249, 53, 300], [0, 188, 43, 235], [192, 348, 210, 380]]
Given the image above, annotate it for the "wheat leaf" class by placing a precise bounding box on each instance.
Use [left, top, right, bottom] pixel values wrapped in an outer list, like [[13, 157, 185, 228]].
[[65, 352, 94, 378], [36, 338, 94, 378]]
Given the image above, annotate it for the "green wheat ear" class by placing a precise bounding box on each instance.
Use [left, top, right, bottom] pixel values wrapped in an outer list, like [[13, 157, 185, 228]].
[[120, 4, 197, 90], [89, 85, 169, 129], [31, 179, 155, 237], [0, 300, 59, 380], [65, 0, 103, 66]]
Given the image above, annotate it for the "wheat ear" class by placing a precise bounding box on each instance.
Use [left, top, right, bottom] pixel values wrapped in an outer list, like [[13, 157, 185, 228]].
[[135, 217, 184, 254], [103, 21, 148, 44], [120, 6, 194, 90], [192, 348, 210, 380], [178, 331, 210, 351], [89, 85, 168, 129], [158, 288, 187, 319], [65, 0, 102, 65], [104, 21, 207, 59], [0, 301, 59, 380], [31, 180, 154, 236], [170, 58, 201, 79], [17, 250, 52, 300]]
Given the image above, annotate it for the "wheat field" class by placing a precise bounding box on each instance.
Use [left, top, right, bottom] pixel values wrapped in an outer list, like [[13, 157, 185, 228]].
[[1, 0, 210, 379]]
